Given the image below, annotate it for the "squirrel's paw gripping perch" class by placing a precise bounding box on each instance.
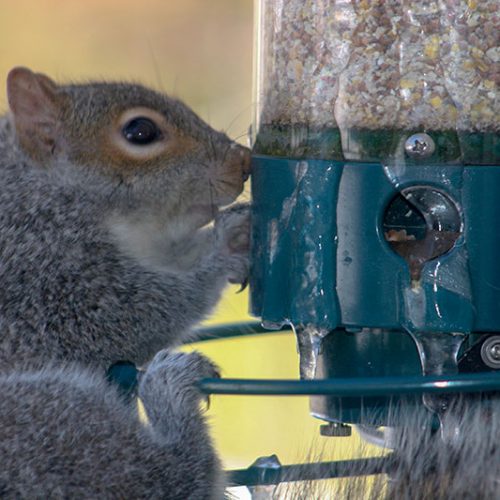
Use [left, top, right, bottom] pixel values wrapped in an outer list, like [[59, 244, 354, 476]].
[[139, 350, 220, 409]]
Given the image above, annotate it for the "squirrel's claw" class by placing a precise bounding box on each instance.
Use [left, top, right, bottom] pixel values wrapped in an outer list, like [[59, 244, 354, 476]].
[[236, 278, 248, 293], [202, 364, 221, 411]]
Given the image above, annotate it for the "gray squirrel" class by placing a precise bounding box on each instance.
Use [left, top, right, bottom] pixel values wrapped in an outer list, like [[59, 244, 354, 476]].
[[0, 349, 225, 499], [0, 67, 250, 370], [0, 67, 251, 499]]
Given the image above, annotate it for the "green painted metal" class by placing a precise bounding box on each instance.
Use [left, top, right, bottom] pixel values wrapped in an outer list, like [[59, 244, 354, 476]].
[[249, 156, 342, 331], [249, 153, 500, 423], [250, 155, 500, 332], [310, 328, 422, 423], [228, 456, 391, 486], [197, 371, 500, 397], [193, 321, 289, 342]]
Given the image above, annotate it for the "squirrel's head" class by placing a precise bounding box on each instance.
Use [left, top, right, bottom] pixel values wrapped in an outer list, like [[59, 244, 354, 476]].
[[6, 67, 250, 224]]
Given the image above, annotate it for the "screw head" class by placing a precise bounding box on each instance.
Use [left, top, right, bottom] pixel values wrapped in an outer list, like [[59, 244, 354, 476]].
[[320, 422, 352, 437], [480, 336, 500, 369], [404, 133, 436, 158]]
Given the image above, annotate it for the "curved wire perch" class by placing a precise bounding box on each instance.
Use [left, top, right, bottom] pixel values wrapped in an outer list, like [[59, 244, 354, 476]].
[[108, 322, 500, 398], [193, 321, 290, 342], [193, 323, 500, 396], [197, 372, 500, 396], [106, 322, 500, 485], [228, 456, 392, 486]]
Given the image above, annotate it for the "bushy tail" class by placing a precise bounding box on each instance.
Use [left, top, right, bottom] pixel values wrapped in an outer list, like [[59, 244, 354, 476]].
[[253, 395, 500, 500]]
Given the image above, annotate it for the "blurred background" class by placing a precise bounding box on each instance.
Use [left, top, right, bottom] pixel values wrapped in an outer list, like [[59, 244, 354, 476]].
[[0, 0, 366, 480]]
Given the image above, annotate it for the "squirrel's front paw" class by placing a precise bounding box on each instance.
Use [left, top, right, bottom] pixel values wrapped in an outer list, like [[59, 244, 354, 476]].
[[139, 350, 220, 409], [215, 203, 250, 286]]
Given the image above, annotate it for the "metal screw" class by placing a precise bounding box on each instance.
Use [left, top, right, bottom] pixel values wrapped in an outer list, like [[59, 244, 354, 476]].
[[404, 133, 436, 158], [480, 336, 500, 369], [320, 422, 352, 437]]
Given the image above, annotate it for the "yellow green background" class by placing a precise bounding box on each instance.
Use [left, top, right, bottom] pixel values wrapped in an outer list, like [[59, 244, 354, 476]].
[[0, 0, 372, 477]]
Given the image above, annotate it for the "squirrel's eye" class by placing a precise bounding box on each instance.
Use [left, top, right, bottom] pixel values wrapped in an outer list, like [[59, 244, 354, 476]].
[[122, 117, 161, 145]]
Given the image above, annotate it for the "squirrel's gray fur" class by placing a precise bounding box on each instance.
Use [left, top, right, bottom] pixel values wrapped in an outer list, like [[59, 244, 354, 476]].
[[0, 67, 250, 370], [0, 349, 224, 499], [0, 67, 253, 499], [271, 395, 500, 500]]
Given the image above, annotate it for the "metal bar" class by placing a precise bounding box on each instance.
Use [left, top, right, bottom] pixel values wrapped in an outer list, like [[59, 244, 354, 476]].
[[192, 321, 290, 343], [198, 372, 500, 396], [227, 456, 391, 486]]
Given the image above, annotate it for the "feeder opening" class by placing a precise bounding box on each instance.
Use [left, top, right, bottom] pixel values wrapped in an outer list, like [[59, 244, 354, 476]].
[[383, 187, 462, 280]]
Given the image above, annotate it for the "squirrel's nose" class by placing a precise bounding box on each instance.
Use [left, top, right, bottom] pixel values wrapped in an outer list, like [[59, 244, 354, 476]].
[[229, 143, 251, 181]]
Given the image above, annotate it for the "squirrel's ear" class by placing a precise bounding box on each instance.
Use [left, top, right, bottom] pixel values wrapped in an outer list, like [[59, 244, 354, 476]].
[[7, 67, 61, 162]]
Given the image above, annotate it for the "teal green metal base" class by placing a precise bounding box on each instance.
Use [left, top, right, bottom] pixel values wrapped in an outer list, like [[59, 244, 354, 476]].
[[250, 156, 500, 332]]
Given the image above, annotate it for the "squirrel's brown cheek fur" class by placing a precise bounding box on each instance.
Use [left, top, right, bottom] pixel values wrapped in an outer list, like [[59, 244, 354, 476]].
[[73, 128, 198, 178], [86, 128, 248, 205]]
